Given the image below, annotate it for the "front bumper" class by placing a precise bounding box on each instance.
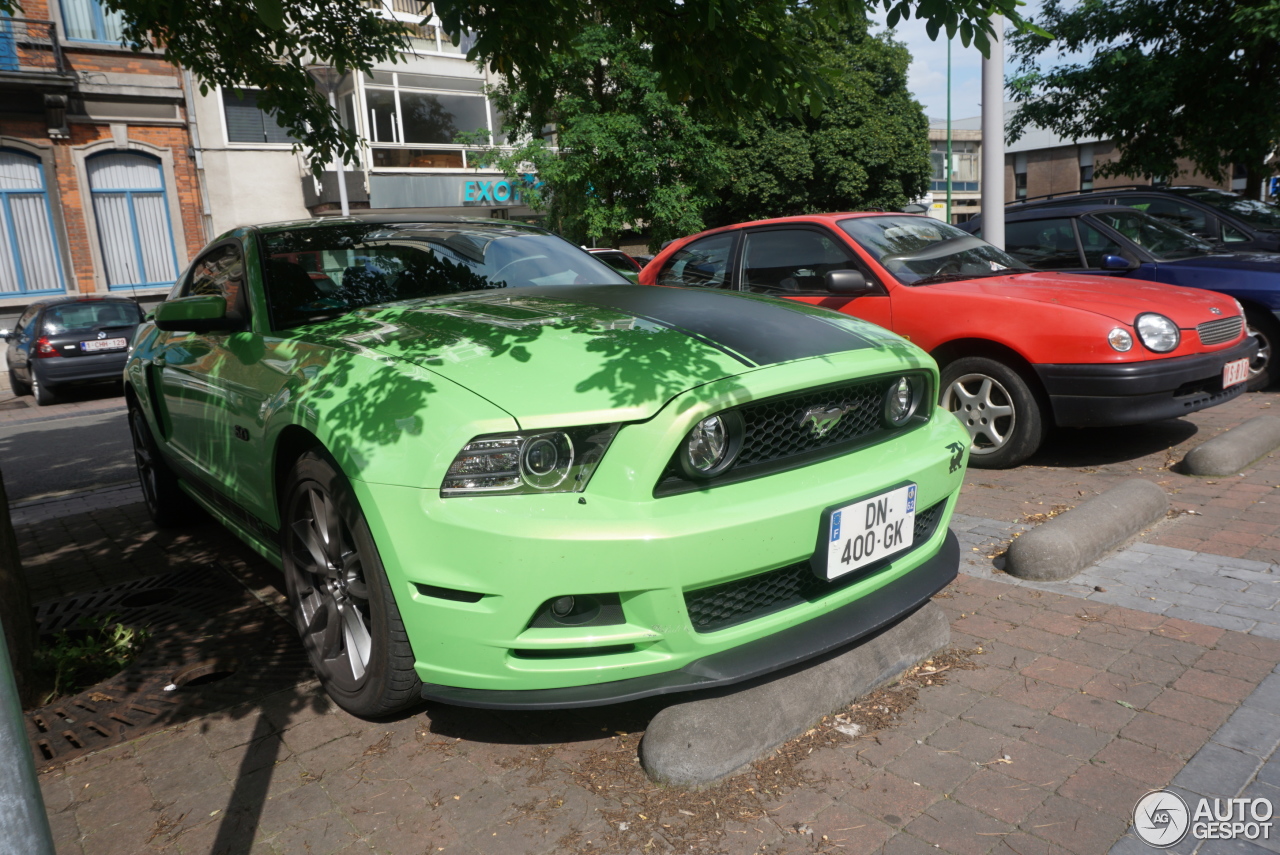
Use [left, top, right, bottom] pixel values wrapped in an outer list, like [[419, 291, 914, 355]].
[[350, 406, 968, 706], [421, 532, 958, 709], [1035, 337, 1257, 427]]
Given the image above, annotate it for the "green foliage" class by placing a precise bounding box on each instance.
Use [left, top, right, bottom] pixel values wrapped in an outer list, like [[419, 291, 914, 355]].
[[707, 17, 931, 225], [0, 0, 1040, 173], [485, 25, 730, 248], [34, 616, 148, 703], [1008, 0, 1280, 197]]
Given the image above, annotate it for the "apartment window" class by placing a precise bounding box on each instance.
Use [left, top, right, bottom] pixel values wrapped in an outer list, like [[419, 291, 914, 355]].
[[0, 150, 66, 295], [60, 0, 125, 42], [368, 0, 469, 55], [365, 72, 495, 169], [1079, 144, 1095, 192], [87, 152, 178, 290], [1014, 152, 1028, 200], [929, 141, 979, 192], [222, 89, 296, 145]]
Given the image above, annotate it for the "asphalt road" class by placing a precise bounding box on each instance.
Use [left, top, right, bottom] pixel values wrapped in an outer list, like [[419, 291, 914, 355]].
[[0, 410, 134, 503]]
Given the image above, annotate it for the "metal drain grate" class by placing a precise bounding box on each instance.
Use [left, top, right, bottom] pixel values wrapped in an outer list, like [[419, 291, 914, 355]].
[[26, 565, 312, 769]]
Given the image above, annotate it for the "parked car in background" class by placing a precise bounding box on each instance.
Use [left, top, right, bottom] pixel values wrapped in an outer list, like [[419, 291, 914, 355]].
[[1007, 186, 1280, 254], [2, 296, 144, 405], [585, 247, 643, 282], [126, 217, 969, 716], [963, 204, 1280, 390], [642, 213, 1256, 469]]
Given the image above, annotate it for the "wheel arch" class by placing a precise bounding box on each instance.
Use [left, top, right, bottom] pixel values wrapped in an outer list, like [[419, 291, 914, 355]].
[[272, 424, 325, 518], [930, 338, 1055, 422]]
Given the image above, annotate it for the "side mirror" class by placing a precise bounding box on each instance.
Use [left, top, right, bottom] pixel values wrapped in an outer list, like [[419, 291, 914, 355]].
[[153, 295, 232, 333], [0, 329, 11, 341], [1100, 254, 1137, 271], [826, 269, 872, 295]]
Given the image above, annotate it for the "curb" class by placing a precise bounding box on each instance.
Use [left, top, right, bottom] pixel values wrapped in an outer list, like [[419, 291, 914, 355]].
[[1183, 416, 1280, 476], [1005, 479, 1167, 582], [638, 601, 950, 788]]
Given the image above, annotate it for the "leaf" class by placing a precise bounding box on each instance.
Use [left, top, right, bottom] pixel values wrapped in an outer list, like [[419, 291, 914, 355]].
[[1117, 700, 1136, 709], [254, 0, 285, 30]]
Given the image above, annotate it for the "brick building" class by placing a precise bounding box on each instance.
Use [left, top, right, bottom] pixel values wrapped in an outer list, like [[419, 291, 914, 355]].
[[0, 0, 205, 324]]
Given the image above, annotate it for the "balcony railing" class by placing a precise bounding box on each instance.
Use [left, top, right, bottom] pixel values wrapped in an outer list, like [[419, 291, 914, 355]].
[[0, 19, 68, 76]]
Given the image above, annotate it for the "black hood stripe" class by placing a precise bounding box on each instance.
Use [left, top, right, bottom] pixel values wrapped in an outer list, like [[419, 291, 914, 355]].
[[533, 285, 874, 367]]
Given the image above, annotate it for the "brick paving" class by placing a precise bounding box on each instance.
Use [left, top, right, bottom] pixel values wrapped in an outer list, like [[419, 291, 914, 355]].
[[13, 388, 1280, 854]]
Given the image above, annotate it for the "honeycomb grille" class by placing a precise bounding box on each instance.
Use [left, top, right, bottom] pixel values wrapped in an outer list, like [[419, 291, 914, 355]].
[[656, 374, 928, 495], [683, 500, 947, 634], [1197, 316, 1243, 346]]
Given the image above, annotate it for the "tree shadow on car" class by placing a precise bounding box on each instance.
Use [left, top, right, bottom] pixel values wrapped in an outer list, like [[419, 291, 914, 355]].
[[1024, 418, 1199, 468]]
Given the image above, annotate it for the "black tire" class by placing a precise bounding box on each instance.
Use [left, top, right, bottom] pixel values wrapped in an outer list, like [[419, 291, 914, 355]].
[[940, 356, 1047, 469], [281, 451, 421, 717], [1245, 307, 1279, 392], [128, 403, 196, 527], [30, 368, 55, 406], [8, 367, 29, 397]]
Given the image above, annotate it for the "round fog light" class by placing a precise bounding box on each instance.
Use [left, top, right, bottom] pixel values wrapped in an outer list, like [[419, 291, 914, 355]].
[[680, 411, 744, 479], [550, 596, 575, 617], [884, 377, 917, 426]]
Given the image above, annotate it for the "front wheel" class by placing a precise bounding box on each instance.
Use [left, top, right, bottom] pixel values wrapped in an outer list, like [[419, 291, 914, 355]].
[[281, 452, 421, 718], [1245, 307, 1279, 392], [940, 357, 1047, 469], [8, 367, 29, 397]]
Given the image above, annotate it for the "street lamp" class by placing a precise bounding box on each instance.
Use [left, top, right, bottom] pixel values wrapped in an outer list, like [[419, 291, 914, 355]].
[[307, 65, 351, 217], [946, 35, 952, 225]]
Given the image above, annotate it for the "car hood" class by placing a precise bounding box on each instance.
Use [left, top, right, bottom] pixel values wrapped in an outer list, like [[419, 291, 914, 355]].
[[929, 271, 1237, 326], [306, 285, 900, 426], [1161, 253, 1280, 274]]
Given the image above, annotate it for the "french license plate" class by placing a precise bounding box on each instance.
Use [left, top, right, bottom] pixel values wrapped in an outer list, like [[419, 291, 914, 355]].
[[1223, 357, 1249, 389], [824, 484, 916, 581], [80, 338, 127, 352]]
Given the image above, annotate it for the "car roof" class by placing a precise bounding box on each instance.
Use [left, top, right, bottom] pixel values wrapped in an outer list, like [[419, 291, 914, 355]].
[[25, 295, 140, 310], [666, 212, 927, 245], [1002, 203, 1129, 222], [247, 215, 551, 237]]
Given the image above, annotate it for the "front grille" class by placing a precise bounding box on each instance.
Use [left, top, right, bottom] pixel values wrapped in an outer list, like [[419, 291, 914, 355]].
[[655, 373, 929, 496], [683, 500, 947, 633], [1197, 315, 1243, 346]]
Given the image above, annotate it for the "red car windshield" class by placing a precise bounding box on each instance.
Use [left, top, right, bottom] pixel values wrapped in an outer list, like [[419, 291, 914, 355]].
[[838, 216, 1030, 285]]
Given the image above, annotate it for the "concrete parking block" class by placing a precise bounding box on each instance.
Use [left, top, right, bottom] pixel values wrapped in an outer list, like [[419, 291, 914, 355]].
[[1183, 416, 1280, 476]]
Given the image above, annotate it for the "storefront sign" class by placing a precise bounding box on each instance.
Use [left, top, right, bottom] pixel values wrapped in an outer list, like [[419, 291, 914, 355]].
[[370, 173, 541, 209]]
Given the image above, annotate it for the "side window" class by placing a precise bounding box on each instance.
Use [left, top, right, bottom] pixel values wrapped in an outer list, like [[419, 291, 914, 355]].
[[1222, 223, 1251, 243], [740, 229, 858, 293], [13, 305, 39, 337], [1077, 221, 1126, 267], [1004, 219, 1082, 269], [1126, 196, 1209, 236], [656, 233, 736, 289], [183, 244, 248, 321]]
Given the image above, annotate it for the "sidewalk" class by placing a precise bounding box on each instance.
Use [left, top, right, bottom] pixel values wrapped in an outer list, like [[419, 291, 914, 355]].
[[18, 389, 1280, 855]]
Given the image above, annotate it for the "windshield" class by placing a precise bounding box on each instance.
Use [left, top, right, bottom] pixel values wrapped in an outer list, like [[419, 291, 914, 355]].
[[261, 221, 629, 329], [837, 216, 1030, 285], [1090, 209, 1216, 260], [1168, 187, 1280, 231], [41, 301, 142, 335]]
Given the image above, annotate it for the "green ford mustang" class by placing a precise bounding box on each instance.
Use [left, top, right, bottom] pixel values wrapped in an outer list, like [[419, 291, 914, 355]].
[[125, 217, 970, 716]]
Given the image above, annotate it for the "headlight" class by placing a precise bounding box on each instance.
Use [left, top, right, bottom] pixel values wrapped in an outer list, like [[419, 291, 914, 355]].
[[1135, 313, 1180, 353], [883, 376, 920, 426], [1108, 328, 1133, 352], [679, 411, 744, 478], [442, 424, 620, 496]]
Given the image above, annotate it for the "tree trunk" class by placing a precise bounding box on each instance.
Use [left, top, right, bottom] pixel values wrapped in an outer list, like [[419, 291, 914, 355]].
[[0, 468, 35, 708], [1245, 161, 1265, 201]]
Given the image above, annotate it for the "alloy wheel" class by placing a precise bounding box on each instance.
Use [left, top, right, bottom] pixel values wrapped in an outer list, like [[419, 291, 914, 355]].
[[129, 412, 161, 512], [1248, 323, 1271, 380], [285, 485, 373, 689], [942, 372, 1017, 454]]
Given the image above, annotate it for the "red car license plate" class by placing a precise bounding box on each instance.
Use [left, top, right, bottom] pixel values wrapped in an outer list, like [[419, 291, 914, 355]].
[[1223, 357, 1250, 389]]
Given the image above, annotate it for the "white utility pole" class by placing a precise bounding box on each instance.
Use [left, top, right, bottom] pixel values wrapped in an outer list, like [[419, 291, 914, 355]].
[[980, 14, 1005, 249]]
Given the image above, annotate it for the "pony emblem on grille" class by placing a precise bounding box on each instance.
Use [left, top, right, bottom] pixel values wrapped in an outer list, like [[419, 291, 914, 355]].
[[799, 404, 853, 438]]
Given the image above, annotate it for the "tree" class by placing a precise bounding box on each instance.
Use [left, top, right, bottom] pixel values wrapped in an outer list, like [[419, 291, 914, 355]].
[[481, 24, 729, 248], [707, 16, 930, 226], [1008, 0, 1280, 199], [0, 0, 1038, 171]]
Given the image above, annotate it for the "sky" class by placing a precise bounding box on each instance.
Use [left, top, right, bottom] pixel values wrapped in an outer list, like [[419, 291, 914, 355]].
[[871, 8, 1051, 122]]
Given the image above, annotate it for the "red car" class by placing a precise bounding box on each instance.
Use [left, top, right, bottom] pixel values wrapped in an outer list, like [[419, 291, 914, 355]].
[[640, 213, 1257, 468]]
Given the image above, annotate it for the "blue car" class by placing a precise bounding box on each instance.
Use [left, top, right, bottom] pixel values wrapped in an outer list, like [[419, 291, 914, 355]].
[[964, 204, 1280, 390]]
